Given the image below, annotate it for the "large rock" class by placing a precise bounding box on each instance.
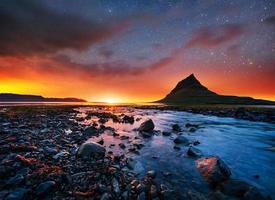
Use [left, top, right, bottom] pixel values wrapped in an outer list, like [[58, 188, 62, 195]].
[[196, 156, 231, 187], [174, 136, 189, 145], [139, 119, 155, 132], [77, 141, 106, 158]]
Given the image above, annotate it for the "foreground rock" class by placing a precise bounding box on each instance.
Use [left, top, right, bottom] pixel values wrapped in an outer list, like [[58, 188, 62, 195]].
[[77, 141, 106, 158], [196, 156, 231, 187], [139, 119, 155, 132]]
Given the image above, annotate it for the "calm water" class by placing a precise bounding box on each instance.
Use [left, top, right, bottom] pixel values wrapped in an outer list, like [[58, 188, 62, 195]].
[[75, 106, 275, 199]]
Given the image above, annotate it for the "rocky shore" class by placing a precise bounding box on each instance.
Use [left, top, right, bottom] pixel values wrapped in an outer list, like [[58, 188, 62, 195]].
[[136, 105, 275, 124], [0, 105, 273, 199]]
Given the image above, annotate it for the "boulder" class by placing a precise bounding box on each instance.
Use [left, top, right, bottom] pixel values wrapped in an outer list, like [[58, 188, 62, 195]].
[[77, 142, 106, 158], [174, 136, 189, 145], [196, 156, 231, 187], [139, 119, 155, 132]]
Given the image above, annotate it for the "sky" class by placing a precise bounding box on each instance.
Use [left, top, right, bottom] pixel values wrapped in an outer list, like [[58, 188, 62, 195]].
[[0, 0, 275, 102]]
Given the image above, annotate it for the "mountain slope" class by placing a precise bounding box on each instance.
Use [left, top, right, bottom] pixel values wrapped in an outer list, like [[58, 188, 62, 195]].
[[158, 74, 275, 105], [0, 93, 86, 102]]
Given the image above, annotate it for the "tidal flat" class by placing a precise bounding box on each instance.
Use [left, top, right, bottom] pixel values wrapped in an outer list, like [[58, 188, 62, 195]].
[[0, 105, 274, 200]]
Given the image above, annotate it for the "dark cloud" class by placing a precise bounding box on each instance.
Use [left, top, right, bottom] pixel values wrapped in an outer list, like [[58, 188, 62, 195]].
[[98, 47, 114, 59], [185, 24, 245, 48], [49, 55, 143, 77], [263, 16, 275, 25], [0, 0, 128, 56]]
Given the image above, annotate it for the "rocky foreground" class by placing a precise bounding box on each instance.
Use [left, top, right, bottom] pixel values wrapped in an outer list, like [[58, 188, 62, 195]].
[[0, 106, 272, 200]]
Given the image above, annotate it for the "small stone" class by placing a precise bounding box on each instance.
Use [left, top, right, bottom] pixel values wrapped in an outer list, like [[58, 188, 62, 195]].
[[147, 170, 156, 179], [173, 146, 181, 150], [187, 147, 203, 157], [84, 126, 97, 136], [112, 178, 120, 194], [189, 127, 196, 132], [77, 141, 106, 158], [174, 136, 189, 145], [6, 174, 24, 186], [119, 143, 126, 149], [36, 181, 56, 197], [131, 180, 139, 187], [5, 188, 27, 200], [172, 124, 181, 132], [150, 185, 158, 198], [162, 131, 171, 136]]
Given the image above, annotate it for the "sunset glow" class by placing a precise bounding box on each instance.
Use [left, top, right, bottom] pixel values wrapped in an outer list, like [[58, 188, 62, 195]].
[[0, 1, 274, 102]]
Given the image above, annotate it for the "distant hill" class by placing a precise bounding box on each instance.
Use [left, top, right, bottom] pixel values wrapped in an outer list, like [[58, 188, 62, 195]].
[[158, 74, 275, 105], [0, 93, 86, 102]]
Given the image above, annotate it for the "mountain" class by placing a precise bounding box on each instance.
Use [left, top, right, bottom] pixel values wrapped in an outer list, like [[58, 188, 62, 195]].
[[158, 74, 275, 105], [0, 93, 86, 102]]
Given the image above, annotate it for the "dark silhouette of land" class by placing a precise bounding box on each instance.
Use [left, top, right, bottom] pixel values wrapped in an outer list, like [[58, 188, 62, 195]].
[[0, 93, 86, 102], [158, 74, 275, 105]]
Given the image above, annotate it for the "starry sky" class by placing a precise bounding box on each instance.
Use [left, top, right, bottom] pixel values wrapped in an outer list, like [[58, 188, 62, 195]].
[[0, 0, 275, 102]]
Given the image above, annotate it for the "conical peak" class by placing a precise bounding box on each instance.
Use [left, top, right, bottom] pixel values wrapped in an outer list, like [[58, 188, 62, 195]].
[[178, 74, 201, 87]]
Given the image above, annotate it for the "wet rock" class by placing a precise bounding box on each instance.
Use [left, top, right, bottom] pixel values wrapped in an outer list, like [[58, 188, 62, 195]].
[[6, 174, 24, 186], [77, 141, 106, 158], [112, 178, 120, 194], [44, 146, 58, 155], [84, 126, 97, 136], [174, 136, 189, 145], [98, 139, 104, 145], [120, 135, 129, 140], [52, 150, 69, 160], [139, 119, 155, 132], [189, 127, 196, 132], [172, 124, 181, 132], [150, 185, 158, 198], [162, 131, 171, 136], [100, 192, 111, 200], [5, 188, 27, 200], [127, 158, 144, 173], [119, 143, 126, 149], [196, 156, 231, 187], [220, 179, 251, 197], [193, 140, 201, 145], [36, 181, 56, 197], [122, 115, 135, 124], [137, 192, 146, 200], [173, 146, 181, 150], [147, 170, 156, 179], [187, 146, 202, 157]]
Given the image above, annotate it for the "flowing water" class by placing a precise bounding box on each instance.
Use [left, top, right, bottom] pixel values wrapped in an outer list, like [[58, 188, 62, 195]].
[[75, 106, 275, 199]]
